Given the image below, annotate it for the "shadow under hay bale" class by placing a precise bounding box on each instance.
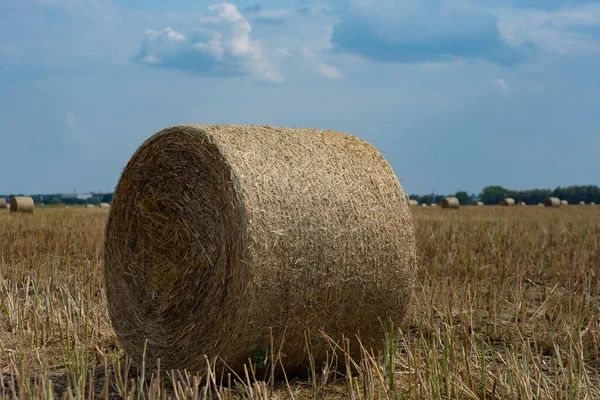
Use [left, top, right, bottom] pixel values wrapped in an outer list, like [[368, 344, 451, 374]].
[[103, 124, 417, 376], [441, 197, 459, 209], [544, 197, 560, 207], [10, 197, 34, 213]]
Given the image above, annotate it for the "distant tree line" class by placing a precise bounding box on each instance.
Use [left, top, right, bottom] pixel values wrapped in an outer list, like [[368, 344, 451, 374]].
[[0, 193, 113, 206], [410, 185, 600, 205]]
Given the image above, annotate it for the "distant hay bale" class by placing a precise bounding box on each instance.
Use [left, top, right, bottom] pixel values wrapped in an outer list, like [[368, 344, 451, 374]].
[[499, 198, 515, 206], [579, 201, 585, 205], [430, 203, 438, 207], [0, 198, 6, 209], [100, 203, 110, 209], [519, 202, 526, 206], [591, 202, 596, 206], [538, 203, 544, 206], [10, 197, 34, 213], [421, 203, 428, 207], [544, 197, 561, 207], [475, 201, 484, 206], [86, 204, 95, 209], [103, 124, 417, 375], [561, 200, 568, 206], [409, 199, 419, 207], [441, 197, 459, 209]]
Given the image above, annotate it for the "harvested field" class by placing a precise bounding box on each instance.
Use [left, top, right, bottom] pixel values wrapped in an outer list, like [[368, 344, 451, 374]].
[[1, 206, 600, 398]]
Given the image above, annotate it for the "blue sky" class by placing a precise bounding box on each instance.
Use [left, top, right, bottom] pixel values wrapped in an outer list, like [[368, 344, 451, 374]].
[[1, 0, 599, 195]]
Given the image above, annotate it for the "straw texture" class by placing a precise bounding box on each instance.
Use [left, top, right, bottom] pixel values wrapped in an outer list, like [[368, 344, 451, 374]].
[[545, 197, 560, 207], [441, 197, 459, 209], [500, 198, 515, 206], [10, 197, 34, 213], [103, 124, 417, 375], [0, 198, 6, 209]]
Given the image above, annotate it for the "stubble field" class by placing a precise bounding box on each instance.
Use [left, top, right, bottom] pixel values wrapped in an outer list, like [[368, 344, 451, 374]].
[[0, 206, 599, 399]]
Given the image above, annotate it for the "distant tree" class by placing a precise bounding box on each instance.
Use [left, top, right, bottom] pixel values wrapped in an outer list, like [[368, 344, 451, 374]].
[[455, 191, 473, 206], [480, 186, 510, 205]]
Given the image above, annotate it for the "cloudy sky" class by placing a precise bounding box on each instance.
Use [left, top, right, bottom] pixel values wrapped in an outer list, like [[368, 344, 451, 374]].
[[1, 0, 599, 195]]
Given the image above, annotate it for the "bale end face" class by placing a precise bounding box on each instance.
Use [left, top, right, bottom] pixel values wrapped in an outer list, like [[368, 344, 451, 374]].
[[103, 124, 417, 375]]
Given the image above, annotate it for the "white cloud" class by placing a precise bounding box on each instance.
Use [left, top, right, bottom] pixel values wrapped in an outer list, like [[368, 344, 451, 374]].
[[494, 78, 509, 92], [135, 3, 284, 84], [497, 4, 600, 54], [65, 112, 78, 127], [315, 63, 343, 79]]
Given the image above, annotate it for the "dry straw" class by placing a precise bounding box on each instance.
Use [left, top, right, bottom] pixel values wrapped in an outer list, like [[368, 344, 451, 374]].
[[409, 199, 419, 207], [499, 198, 515, 206], [10, 197, 34, 213], [561, 200, 569, 206], [0, 198, 7, 209], [441, 197, 460, 209], [103, 124, 417, 375]]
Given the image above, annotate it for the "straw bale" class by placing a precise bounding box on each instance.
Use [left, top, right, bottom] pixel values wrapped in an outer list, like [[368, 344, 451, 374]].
[[591, 202, 596, 206], [441, 197, 459, 209], [409, 199, 419, 207], [430, 203, 438, 207], [579, 201, 585, 205], [561, 200, 569, 206], [544, 197, 560, 207], [421, 203, 428, 207], [100, 203, 110, 209], [519, 202, 526, 206], [103, 124, 417, 375], [0, 198, 6, 209], [10, 197, 34, 213], [475, 201, 484, 206], [499, 198, 515, 206], [86, 204, 95, 209]]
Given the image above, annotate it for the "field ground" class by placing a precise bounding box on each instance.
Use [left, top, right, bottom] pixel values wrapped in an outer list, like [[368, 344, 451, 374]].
[[0, 206, 599, 399]]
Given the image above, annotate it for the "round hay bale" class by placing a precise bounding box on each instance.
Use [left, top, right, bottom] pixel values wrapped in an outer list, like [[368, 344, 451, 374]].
[[86, 204, 95, 209], [103, 124, 417, 375], [538, 203, 544, 206], [100, 203, 110, 209], [10, 197, 34, 213], [409, 199, 419, 207], [561, 200, 568, 206], [544, 197, 560, 207], [475, 201, 484, 206], [591, 202, 596, 206], [579, 201, 585, 205], [519, 201, 526, 206], [441, 197, 459, 209], [499, 198, 515, 206], [0, 198, 7, 209], [430, 203, 438, 207], [420, 203, 428, 207]]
